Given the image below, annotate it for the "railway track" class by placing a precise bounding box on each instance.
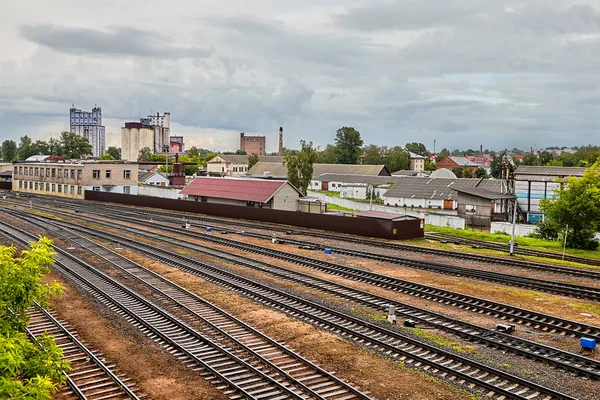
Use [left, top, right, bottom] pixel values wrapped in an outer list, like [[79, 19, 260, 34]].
[[6, 204, 600, 343], [0, 210, 580, 400], [20, 209, 600, 380], [1, 221, 358, 400], [425, 232, 600, 266], [26, 304, 142, 400]]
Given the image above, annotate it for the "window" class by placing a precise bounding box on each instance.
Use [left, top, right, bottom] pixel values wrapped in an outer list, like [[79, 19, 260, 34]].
[[77, 170, 82, 179], [52, 169, 56, 178], [46, 168, 50, 176], [29, 167, 33, 175], [70, 186, 74, 195], [46, 183, 49, 191], [64, 185, 68, 193], [29, 182, 32, 189], [105, 170, 111, 179], [58, 169, 62, 178], [64, 169, 69, 178], [92, 170, 100, 179], [19, 166, 23, 175], [123, 186, 130, 194], [40, 169, 44, 177], [14, 166, 17, 175], [24, 168, 28, 176], [200, 196, 207, 202], [93, 186, 100, 191], [19, 181, 22, 188], [71, 169, 75, 179], [35, 182, 38, 190], [52, 184, 55, 192], [246, 201, 255, 207], [465, 204, 477, 213], [77, 187, 82, 195], [123, 170, 131, 179], [58, 184, 62, 193], [35, 168, 39, 176]]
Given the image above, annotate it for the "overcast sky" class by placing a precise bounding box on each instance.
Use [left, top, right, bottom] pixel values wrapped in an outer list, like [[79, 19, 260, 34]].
[[2, 0, 600, 153]]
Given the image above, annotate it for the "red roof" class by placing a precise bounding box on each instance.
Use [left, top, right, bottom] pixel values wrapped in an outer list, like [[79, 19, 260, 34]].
[[180, 177, 295, 203]]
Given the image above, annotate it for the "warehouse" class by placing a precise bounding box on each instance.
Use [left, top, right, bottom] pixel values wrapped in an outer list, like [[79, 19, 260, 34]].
[[514, 165, 586, 223], [180, 177, 303, 211]]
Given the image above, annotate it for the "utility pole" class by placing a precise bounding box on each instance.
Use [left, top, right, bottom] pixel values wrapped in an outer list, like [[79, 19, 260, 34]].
[[369, 184, 374, 210], [509, 198, 517, 256], [562, 224, 569, 261]]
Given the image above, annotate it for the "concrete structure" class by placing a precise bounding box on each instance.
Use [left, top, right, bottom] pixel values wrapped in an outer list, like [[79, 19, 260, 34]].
[[514, 165, 586, 223], [240, 133, 266, 156], [180, 177, 302, 211], [382, 177, 502, 210], [298, 197, 327, 214], [430, 168, 457, 179], [121, 122, 169, 161], [170, 136, 184, 153], [139, 171, 170, 187], [12, 160, 138, 199], [278, 127, 284, 156], [436, 156, 482, 173], [409, 152, 426, 172], [140, 112, 171, 135], [69, 105, 105, 158], [207, 154, 285, 177], [453, 187, 515, 227]]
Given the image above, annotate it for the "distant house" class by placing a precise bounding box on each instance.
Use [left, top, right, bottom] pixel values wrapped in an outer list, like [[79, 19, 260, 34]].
[[409, 152, 426, 172], [382, 177, 502, 210], [436, 156, 482, 172], [180, 177, 303, 211], [207, 154, 284, 177], [139, 171, 170, 187], [247, 162, 391, 190]]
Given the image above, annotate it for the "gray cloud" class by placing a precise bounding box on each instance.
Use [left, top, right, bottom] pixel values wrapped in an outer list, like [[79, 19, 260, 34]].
[[20, 24, 212, 58]]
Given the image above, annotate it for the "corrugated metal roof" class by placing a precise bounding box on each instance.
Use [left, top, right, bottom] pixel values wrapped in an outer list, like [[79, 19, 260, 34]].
[[452, 187, 515, 200], [449, 156, 481, 166], [247, 163, 390, 179], [384, 177, 502, 200], [514, 165, 586, 177], [320, 174, 402, 184], [208, 154, 285, 164], [180, 177, 300, 203]]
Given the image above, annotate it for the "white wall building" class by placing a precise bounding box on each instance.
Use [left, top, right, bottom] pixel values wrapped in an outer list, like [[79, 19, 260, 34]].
[[69, 105, 105, 158]]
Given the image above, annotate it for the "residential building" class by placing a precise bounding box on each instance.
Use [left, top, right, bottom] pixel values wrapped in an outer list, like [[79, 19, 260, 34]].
[[180, 177, 302, 211], [513, 165, 586, 223], [139, 171, 170, 187], [69, 105, 105, 158], [247, 162, 391, 190], [140, 112, 171, 135], [436, 156, 482, 172], [12, 160, 138, 199], [409, 152, 426, 172], [240, 133, 266, 156], [382, 177, 502, 210], [207, 154, 285, 177], [170, 136, 184, 153], [121, 122, 169, 161]]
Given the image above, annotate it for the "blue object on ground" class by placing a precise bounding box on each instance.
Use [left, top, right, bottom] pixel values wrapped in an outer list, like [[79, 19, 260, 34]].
[[581, 337, 597, 349], [324, 248, 332, 254], [206, 227, 212, 232]]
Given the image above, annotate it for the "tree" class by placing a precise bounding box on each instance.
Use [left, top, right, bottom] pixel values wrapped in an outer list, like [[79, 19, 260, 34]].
[[361, 145, 385, 165], [1, 140, 17, 162], [0, 238, 69, 399], [386, 146, 410, 172], [99, 153, 115, 160], [107, 146, 121, 160], [463, 168, 474, 178], [538, 151, 554, 166], [490, 155, 503, 179], [284, 140, 317, 195], [475, 167, 488, 178], [17, 136, 36, 160], [248, 153, 259, 169], [48, 138, 63, 157], [235, 149, 247, 155], [59, 132, 92, 159], [424, 159, 436, 172], [316, 144, 338, 164], [334, 127, 363, 164], [540, 161, 600, 250], [138, 147, 153, 162], [435, 148, 450, 163], [452, 167, 464, 178], [522, 154, 540, 166], [405, 142, 428, 157]]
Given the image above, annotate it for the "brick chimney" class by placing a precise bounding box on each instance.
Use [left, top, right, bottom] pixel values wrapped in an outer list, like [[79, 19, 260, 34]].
[[278, 127, 284, 156]]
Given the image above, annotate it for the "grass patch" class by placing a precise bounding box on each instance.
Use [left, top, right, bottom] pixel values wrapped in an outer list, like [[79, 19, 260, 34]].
[[326, 203, 358, 213], [571, 302, 600, 316], [426, 224, 600, 260], [316, 190, 340, 198], [408, 327, 476, 355]]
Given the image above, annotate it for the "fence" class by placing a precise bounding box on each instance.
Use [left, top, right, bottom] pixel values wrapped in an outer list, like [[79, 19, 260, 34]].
[[137, 185, 182, 199], [309, 192, 466, 229]]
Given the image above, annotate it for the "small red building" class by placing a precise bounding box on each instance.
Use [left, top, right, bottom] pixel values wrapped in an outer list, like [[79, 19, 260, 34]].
[[436, 156, 481, 172]]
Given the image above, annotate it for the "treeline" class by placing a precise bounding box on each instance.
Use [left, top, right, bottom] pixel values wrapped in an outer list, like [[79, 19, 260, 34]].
[[518, 146, 600, 168], [1, 133, 103, 161]]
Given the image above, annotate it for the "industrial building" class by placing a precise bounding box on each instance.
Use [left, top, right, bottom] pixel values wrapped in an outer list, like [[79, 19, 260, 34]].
[[207, 154, 285, 177], [180, 177, 302, 211], [453, 187, 515, 227], [12, 160, 139, 199], [121, 121, 170, 161], [436, 156, 482, 173], [514, 165, 586, 223], [69, 105, 106, 158], [240, 133, 266, 156]]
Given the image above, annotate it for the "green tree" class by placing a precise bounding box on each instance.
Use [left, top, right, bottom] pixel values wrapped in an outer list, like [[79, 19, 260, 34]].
[[361, 145, 385, 165], [539, 151, 554, 166], [284, 140, 317, 195], [107, 146, 121, 160], [435, 148, 450, 163], [248, 153, 259, 169], [463, 168, 474, 178], [17, 136, 36, 160], [386, 146, 410, 172], [30, 140, 49, 156], [424, 159, 436, 172], [405, 142, 428, 157], [522, 154, 540, 166], [334, 127, 363, 164], [59, 132, 92, 159], [138, 147, 153, 162], [490, 155, 503, 179], [452, 167, 464, 178], [99, 153, 115, 160], [1, 140, 17, 162], [540, 161, 600, 250], [316, 144, 338, 164], [235, 149, 247, 155], [0, 238, 70, 399], [48, 138, 63, 156], [475, 167, 488, 178]]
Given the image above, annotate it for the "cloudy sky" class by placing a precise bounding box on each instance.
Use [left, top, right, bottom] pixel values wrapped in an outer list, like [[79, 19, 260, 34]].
[[2, 0, 600, 153]]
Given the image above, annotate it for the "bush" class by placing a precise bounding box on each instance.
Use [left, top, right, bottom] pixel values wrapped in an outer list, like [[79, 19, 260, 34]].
[[532, 220, 561, 241]]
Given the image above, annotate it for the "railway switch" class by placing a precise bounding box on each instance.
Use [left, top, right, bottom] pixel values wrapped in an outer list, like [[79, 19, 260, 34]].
[[496, 324, 515, 333], [403, 319, 417, 328]]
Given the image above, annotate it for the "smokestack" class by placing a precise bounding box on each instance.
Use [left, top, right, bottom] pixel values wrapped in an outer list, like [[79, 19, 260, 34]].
[[278, 127, 284, 156]]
